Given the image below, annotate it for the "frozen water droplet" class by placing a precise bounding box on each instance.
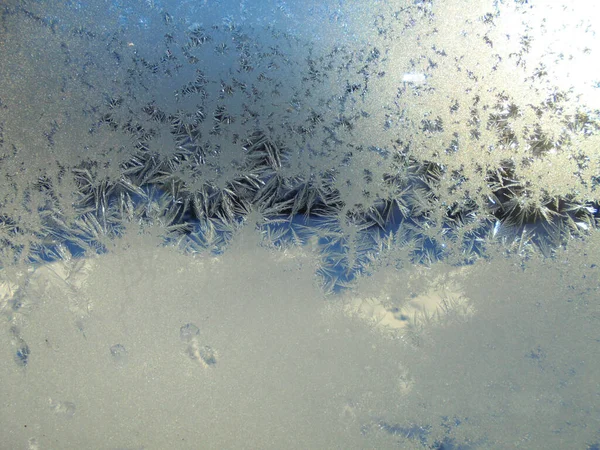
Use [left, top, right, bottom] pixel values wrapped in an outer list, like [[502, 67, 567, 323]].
[[10, 326, 30, 367], [110, 344, 128, 365], [49, 399, 76, 418], [180, 324, 217, 367], [198, 345, 217, 366], [180, 323, 200, 342], [14, 341, 30, 367], [186, 341, 218, 367]]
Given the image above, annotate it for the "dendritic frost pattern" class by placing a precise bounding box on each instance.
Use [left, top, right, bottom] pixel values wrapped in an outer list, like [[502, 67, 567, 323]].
[[0, 0, 598, 282]]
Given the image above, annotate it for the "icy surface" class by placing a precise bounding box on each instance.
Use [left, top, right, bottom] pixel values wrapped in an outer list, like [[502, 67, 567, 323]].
[[1, 0, 600, 448]]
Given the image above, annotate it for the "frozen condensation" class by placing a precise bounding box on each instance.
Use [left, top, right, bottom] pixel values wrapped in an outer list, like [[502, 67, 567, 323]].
[[0, 0, 599, 448]]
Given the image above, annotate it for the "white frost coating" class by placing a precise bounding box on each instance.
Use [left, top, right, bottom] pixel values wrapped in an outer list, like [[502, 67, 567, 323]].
[[402, 72, 427, 85], [344, 267, 473, 332], [494, 0, 600, 108], [0, 231, 410, 449]]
